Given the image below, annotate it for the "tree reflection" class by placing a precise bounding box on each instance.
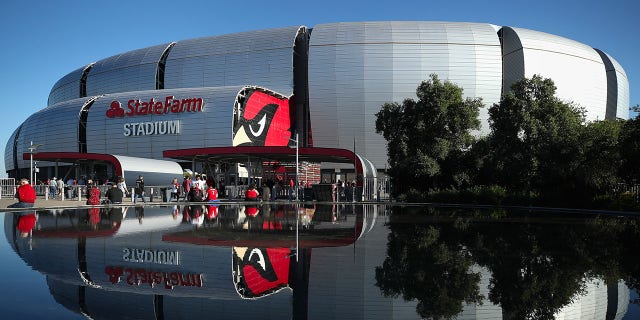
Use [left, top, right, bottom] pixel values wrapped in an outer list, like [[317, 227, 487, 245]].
[[375, 206, 640, 319], [375, 208, 483, 319]]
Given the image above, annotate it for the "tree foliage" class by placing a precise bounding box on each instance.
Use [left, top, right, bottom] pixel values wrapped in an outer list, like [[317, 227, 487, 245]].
[[619, 106, 640, 183], [486, 75, 585, 198], [377, 73, 637, 208], [375, 74, 482, 197]]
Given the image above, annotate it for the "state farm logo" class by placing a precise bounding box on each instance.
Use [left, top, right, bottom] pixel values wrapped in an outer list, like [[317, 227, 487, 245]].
[[106, 96, 204, 119], [106, 101, 125, 118]]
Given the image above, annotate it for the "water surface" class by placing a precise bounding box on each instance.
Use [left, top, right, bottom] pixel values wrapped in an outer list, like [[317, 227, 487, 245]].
[[1, 203, 639, 319]]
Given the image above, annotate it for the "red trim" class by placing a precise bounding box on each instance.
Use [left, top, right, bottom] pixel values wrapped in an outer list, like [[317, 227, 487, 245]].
[[22, 152, 123, 177], [161, 234, 357, 248], [163, 146, 362, 175]]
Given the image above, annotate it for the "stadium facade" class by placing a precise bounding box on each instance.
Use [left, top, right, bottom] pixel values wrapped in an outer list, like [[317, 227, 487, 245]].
[[4, 21, 630, 195]]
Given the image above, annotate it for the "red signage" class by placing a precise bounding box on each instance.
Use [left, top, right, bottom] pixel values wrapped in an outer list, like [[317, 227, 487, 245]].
[[106, 96, 204, 118], [105, 266, 203, 290]]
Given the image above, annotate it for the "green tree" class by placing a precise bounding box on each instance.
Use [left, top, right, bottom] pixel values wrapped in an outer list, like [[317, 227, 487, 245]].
[[619, 105, 640, 183], [574, 119, 623, 201], [375, 74, 482, 198], [486, 75, 585, 200]]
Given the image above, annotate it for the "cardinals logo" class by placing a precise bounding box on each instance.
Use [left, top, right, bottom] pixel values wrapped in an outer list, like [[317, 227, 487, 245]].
[[232, 88, 292, 146], [232, 247, 291, 299]]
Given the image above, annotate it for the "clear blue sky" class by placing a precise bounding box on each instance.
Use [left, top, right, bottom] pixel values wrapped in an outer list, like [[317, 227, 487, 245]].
[[1, 0, 638, 178]]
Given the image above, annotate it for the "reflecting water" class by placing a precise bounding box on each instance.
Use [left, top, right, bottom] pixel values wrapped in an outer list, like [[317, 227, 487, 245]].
[[1, 204, 639, 319]]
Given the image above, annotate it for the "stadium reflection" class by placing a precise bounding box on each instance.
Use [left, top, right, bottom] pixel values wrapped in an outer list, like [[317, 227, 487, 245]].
[[3, 204, 640, 319]]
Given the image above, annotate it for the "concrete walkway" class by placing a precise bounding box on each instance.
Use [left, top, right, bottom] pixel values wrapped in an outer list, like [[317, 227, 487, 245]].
[[0, 195, 170, 211]]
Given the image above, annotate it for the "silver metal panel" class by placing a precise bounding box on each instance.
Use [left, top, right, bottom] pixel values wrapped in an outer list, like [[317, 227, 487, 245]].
[[309, 21, 502, 169], [13, 98, 90, 170], [164, 27, 299, 96], [85, 87, 244, 160], [602, 50, 630, 119], [85, 44, 170, 97], [507, 27, 608, 121], [4, 127, 19, 171], [48, 66, 86, 106]]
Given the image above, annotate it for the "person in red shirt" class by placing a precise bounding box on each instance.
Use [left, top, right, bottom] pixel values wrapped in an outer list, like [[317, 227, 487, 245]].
[[206, 184, 219, 202], [245, 184, 260, 201], [8, 178, 37, 208]]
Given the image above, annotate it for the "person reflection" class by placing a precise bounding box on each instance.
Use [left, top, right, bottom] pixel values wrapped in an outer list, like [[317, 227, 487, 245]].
[[135, 206, 144, 224], [16, 211, 37, 238], [87, 207, 101, 230], [108, 206, 124, 228], [190, 204, 204, 228], [206, 204, 219, 220]]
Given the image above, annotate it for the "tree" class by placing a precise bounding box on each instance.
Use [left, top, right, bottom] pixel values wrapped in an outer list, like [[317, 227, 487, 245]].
[[574, 119, 623, 200], [619, 105, 640, 183], [375, 74, 482, 198], [486, 75, 585, 200]]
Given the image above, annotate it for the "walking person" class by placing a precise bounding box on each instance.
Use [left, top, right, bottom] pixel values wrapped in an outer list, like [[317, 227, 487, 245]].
[[134, 175, 147, 204]]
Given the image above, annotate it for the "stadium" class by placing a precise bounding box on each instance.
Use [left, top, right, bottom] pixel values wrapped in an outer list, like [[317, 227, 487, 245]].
[[4, 21, 629, 199]]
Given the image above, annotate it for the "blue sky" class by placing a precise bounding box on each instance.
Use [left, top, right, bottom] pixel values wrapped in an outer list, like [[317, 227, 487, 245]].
[[0, 0, 638, 177]]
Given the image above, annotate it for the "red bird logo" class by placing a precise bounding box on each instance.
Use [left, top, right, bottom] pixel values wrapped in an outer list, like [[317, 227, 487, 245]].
[[232, 89, 292, 146]]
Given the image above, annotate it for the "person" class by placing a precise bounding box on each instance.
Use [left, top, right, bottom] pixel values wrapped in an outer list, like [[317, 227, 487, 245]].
[[245, 184, 259, 201], [134, 175, 147, 204], [49, 177, 58, 199], [188, 185, 204, 202], [273, 180, 281, 200], [206, 184, 218, 202], [57, 177, 64, 198], [171, 178, 180, 201], [66, 177, 75, 199], [182, 176, 191, 196], [288, 178, 294, 200], [261, 182, 271, 202], [117, 177, 129, 198], [86, 180, 101, 205], [105, 183, 124, 204], [8, 178, 37, 208]]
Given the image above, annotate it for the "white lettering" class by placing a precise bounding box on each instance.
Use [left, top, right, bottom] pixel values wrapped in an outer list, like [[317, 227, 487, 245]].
[[122, 248, 181, 265], [122, 120, 181, 137]]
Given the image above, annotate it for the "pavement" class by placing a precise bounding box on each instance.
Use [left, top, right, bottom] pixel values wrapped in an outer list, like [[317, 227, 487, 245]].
[[0, 195, 172, 211]]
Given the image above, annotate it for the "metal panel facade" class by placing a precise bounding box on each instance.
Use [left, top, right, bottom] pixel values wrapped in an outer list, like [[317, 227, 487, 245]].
[[504, 27, 608, 122], [308, 21, 503, 169], [85, 87, 240, 160], [47, 66, 86, 106], [163, 27, 300, 96], [603, 51, 630, 119], [86, 44, 170, 97], [13, 98, 88, 170]]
